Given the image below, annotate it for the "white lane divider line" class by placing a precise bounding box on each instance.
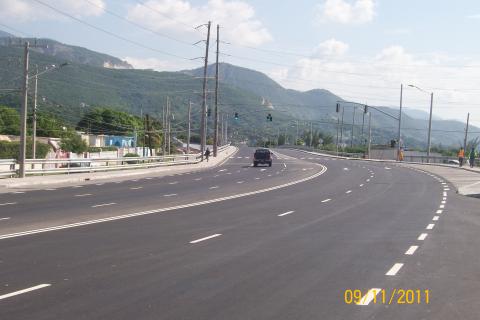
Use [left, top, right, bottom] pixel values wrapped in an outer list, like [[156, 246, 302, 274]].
[[436, 210, 443, 214], [163, 194, 178, 197], [443, 192, 447, 196], [444, 188, 450, 191], [0, 217, 11, 221], [439, 204, 445, 209], [169, 181, 178, 185], [218, 169, 227, 172], [433, 216, 439, 221], [75, 194, 92, 197], [267, 174, 272, 177], [386, 263, 404, 276], [385, 167, 391, 170], [441, 200, 446, 204], [346, 190, 352, 194], [145, 177, 153, 180], [194, 178, 202, 181], [442, 197, 447, 201], [0, 165, 328, 241], [190, 233, 222, 244], [283, 163, 287, 168], [418, 233, 428, 241], [13, 191, 25, 194], [356, 288, 382, 306], [343, 168, 349, 171], [44, 188, 56, 191], [91, 202, 116, 208], [260, 169, 267, 172], [359, 184, 364, 187], [278, 211, 294, 217], [72, 186, 83, 189], [213, 175, 220, 178], [237, 181, 245, 184], [366, 179, 370, 182], [321, 199, 332, 203], [255, 177, 260, 180], [130, 187, 143, 190], [426, 224, 435, 230], [0, 202, 17, 206], [209, 186, 219, 190], [0, 284, 51, 301], [405, 246, 419, 255], [95, 183, 104, 186]]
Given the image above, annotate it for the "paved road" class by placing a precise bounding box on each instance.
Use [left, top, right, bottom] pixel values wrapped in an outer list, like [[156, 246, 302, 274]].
[[1, 147, 479, 319]]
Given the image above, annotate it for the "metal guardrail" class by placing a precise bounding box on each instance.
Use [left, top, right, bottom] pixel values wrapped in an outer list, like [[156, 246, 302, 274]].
[[0, 144, 232, 178], [0, 159, 16, 178]]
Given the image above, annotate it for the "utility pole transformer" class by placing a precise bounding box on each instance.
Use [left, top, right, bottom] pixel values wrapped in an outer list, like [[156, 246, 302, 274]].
[[213, 24, 220, 157], [200, 21, 211, 161]]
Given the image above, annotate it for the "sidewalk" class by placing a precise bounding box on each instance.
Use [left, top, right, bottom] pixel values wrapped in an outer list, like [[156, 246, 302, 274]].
[[0, 146, 238, 191], [288, 148, 480, 197], [402, 163, 480, 197]]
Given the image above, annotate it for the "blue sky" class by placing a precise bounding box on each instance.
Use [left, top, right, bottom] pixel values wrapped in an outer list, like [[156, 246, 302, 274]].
[[2, 0, 480, 124]]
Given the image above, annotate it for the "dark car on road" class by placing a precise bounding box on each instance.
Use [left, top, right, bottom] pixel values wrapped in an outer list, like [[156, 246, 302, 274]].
[[253, 148, 272, 167]]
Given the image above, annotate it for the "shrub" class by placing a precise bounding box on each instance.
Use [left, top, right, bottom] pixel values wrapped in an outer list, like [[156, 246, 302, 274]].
[[0, 139, 50, 159]]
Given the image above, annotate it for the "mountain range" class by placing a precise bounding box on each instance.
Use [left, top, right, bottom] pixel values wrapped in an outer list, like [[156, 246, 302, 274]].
[[0, 30, 477, 148]]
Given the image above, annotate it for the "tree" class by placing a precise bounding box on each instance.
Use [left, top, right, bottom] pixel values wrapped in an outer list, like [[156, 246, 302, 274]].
[[322, 134, 334, 146], [77, 107, 143, 135], [0, 106, 20, 135], [60, 133, 88, 154]]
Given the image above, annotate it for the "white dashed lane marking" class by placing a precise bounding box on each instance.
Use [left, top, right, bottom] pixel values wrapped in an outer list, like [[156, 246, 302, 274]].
[[433, 216, 439, 221], [91, 202, 116, 208], [0, 284, 51, 301], [405, 246, 418, 255], [418, 233, 428, 241], [0, 217, 11, 221], [346, 190, 352, 194], [321, 199, 331, 203], [209, 186, 219, 190], [164, 194, 177, 197], [130, 187, 143, 190], [278, 211, 294, 217], [356, 288, 382, 306], [75, 194, 92, 197], [426, 224, 435, 230], [386, 263, 404, 276], [190, 234, 222, 244], [0, 202, 17, 206]]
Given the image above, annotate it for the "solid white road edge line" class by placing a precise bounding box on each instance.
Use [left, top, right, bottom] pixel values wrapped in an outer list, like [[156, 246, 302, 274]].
[[190, 233, 222, 244], [386, 263, 404, 276], [0, 284, 51, 301], [0, 202, 17, 206], [0, 217, 11, 221], [0, 165, 327, 240], [75, 194, 92, 197]]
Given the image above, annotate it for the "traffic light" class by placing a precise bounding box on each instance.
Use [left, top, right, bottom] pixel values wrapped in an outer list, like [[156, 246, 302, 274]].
[[364, 105, 368, 114], [336, 103, 340, 113], [234, 112, 239, 120], [207, 108, 211, 117], [267, 113, 273, 121]]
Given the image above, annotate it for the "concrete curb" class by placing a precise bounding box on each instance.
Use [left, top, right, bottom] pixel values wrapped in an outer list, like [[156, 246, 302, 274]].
[[0, 146, 238, 189]]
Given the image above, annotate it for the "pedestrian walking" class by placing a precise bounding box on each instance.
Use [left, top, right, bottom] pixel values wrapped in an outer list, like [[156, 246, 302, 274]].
[[469, 147, 477, 168], [458, 147, 465, 167], [205, 147, 211, 162]]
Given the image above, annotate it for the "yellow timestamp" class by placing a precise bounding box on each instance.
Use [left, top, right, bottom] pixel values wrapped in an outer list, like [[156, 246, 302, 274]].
[[344, 289, 430, 305]]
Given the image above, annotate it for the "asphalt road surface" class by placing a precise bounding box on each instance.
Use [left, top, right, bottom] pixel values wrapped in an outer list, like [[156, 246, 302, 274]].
[[1, 147, 479, 320]]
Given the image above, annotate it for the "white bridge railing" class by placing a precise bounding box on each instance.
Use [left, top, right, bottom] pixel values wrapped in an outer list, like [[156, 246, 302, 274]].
[[0, 144, 231, 178]]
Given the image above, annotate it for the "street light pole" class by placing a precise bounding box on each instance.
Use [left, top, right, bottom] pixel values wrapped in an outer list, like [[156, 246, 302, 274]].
[[19, 41, 29, 178], [397, 84, 403, 161], [32, 65, 38, 160], [426, 92, 434, 163]]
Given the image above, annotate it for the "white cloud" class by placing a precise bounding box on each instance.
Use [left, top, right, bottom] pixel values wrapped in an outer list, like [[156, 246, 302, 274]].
[[127, 0, 273, 47], [384, 28, 411, 35], [313, 38, 349, 57], [125, 56, 195, 72], [268, 45, 480, 123], [0, 0, 106, 21], [317, 0, 375, 24]]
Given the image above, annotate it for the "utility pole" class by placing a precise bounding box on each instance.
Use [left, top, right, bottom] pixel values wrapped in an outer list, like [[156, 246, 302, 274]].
[[340, 107, 345, 149], [143, 115, 147, 157], [464, 113, 470, 152], [199, 21, 211, 161], [397, 84, 403, 161], [225, 115, 228, 144], [19, 41, 29, 178], [310, 122, 313, 148], [426, 92, 434, 163], [351, 107, 356, 147], [162, 102, 166, 156], [336, 112, 340, 155], [187, 100, 191, 154], [32, 64, 38, 160], [220, 113, 224, 146], [213, 24, 220, 157], [361, 111, 365, 143], [295, 120, 299, 145], [367, 112, 372, 159]]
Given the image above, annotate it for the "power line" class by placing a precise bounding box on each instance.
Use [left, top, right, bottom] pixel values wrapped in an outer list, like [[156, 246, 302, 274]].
[[31, 0, 191, 60]]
